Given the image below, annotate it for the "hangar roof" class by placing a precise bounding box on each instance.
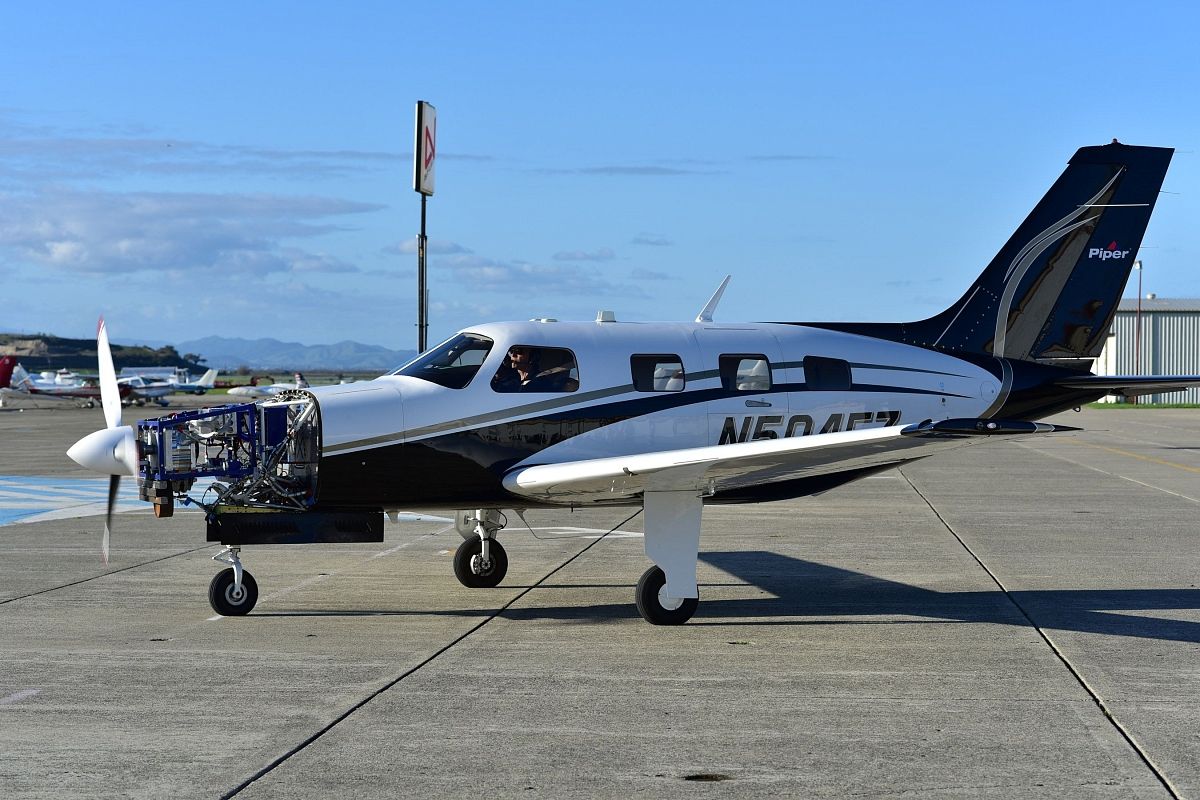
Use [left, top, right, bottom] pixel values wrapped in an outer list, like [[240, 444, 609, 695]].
[[1117, 298, 1200, 312]]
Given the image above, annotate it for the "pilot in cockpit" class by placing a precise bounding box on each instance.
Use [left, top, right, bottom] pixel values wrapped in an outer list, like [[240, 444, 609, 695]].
[[492, 346, 578, 393]]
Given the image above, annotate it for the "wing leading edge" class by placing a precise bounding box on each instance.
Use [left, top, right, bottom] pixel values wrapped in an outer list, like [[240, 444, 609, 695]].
[[502, 418, 1071, 505]]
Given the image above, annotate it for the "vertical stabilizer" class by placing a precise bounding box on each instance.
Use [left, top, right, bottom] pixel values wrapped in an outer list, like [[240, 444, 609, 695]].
[[809, 142, 1173, 362], [0, 356, 17, 390]]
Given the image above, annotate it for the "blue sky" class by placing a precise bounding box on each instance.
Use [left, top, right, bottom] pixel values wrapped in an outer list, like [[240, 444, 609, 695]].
[[1, 1, 1197, 350]]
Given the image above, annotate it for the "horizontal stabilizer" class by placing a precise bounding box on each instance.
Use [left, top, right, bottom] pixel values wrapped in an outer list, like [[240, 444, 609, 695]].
[[1054, 375, 1200, 398], [901, 418, 1077, 436]]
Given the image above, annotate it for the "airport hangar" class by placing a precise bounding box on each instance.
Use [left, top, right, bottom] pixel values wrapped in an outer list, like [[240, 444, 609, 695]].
[[1095, 297, 1200, 404]]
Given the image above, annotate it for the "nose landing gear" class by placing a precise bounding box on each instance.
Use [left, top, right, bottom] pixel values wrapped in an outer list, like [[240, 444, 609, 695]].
[[208, 546, 258, 615]]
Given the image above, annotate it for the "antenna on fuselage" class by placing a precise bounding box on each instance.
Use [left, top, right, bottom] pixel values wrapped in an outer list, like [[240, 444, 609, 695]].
[[695, 275, 731, 323]]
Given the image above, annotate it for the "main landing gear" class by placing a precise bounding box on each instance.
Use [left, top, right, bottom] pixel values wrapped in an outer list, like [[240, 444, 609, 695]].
[[208, 546, 258, 616], [635, 565, 699, 625], [452, 509, 509, 588], [636, 490, 704, 626], [449, 498, 706, 626]]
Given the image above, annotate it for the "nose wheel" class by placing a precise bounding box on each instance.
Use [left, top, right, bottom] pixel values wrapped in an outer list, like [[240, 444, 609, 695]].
[[208, 568, 258, 615], [208, 547, 258, 615]]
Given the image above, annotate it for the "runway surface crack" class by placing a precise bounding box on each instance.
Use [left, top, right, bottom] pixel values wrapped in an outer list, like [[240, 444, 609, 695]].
[[898, 467, 1183, 800], [0, 545, 210, 605], [219, 509, 642, 799]]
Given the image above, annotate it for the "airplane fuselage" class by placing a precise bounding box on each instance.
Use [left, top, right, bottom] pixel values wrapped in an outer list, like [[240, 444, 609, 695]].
[[305, 319, 1096, 510]]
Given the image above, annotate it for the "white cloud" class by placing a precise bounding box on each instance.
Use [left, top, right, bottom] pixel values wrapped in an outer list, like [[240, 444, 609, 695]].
[[630, 267, 674, 280], [439, 253, 647, 298], [0, 187, 379, 275], [537, 165, 720, 176], [0, 129, 399, 183], [631, 233, 673, 246], [385, 237, 471, 256], [552, 247, 616, 262]]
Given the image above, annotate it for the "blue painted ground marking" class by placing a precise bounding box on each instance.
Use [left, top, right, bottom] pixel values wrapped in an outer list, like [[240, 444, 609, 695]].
[[0, 476, 213, 526]]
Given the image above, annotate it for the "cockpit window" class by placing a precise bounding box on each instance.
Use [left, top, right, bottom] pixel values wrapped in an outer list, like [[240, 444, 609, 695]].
[[491, 346, 579, 393], [392, 333, 494, 389]]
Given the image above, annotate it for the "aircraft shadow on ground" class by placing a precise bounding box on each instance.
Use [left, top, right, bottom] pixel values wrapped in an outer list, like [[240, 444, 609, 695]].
[[498, 550, 1200, 642]]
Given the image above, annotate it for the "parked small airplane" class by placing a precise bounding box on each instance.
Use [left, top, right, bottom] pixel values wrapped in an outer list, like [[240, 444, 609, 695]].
[[117, 374, 172, 406], [67, 141, 1200, 624], [0, 357, 130, 408], [226, 373, 308, 398], [39, 368, 84, 386], [170, 369, 219, 395]]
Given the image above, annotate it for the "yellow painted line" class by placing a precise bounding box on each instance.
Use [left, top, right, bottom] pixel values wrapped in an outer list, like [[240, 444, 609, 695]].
[[1062, 438, 1200, 475]]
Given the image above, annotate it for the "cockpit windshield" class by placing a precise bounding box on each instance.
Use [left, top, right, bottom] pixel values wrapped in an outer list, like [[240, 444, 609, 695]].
[[391, 333, 494, 389]]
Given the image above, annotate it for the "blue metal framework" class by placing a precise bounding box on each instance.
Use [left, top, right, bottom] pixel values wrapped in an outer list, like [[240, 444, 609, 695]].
[[137, 403, 265, 483]]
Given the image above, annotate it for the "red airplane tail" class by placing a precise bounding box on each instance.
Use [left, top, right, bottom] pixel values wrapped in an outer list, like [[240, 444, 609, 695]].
[[0, 356, 18, 390]]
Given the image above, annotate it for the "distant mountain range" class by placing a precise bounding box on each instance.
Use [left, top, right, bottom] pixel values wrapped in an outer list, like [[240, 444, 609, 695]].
[[1, 332, 415, 372], [175, 336, 417, 371]]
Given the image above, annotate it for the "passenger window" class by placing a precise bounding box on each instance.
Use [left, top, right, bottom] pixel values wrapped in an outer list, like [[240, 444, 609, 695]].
[[393, 333, 494, 389], [631, 355, 685, 392], [803, 356, 852, 391], [719, 355, 771, 391], [492, 346, 579, 393]]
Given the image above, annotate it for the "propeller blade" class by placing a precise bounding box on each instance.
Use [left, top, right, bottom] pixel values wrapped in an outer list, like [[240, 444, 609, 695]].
[[103, 474, 119, 565], [97, 317, 122, 430]]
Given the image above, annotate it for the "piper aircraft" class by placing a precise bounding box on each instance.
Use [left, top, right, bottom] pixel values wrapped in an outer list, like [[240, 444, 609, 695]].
[[67, 141, 1200, 625]]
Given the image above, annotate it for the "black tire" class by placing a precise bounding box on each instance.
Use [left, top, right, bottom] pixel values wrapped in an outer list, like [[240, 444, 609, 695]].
[[453, 535, 508, 588], [635, 566, 698, 625], [208, 568, 259, 616]]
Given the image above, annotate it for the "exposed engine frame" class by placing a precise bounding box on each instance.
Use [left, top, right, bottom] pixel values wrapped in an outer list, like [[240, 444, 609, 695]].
[[136, 392, 321, 514]]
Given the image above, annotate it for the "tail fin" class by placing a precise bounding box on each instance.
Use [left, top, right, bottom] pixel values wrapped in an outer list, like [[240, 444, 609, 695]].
[[198, 369, 218, 388], [815, 142, 1173, 362], [9, 363, 35, 390], [0, 356, 17, 389]]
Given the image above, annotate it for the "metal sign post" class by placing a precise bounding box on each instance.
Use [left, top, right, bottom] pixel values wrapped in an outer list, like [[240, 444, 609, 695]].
[[413, 101, 437, 352]]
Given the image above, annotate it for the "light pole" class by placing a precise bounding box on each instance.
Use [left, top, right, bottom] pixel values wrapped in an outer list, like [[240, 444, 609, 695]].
[[1134, 260, 1143, 377], [1133, 260, 1143, 405]]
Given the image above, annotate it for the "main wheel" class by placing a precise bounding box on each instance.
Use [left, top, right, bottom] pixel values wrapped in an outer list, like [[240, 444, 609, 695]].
[[635, 566, 698, 625], [453, 535, 508, 588], [208, 568, 259, 616]]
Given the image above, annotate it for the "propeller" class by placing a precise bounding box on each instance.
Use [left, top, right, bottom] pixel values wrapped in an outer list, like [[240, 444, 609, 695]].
[[65, 317, 137, 564]]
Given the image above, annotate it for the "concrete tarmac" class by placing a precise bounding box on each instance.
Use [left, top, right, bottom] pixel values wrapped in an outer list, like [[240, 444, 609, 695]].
[[1, 404, 1198, 798]]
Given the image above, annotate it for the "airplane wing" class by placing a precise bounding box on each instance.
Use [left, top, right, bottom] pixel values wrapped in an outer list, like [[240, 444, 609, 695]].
[[502, 418, 1071, 504], [1055, 375, 1200, 398]]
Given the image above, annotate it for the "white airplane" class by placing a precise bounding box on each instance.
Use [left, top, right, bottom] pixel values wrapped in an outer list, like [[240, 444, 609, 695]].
[[1, 357, 127, 408], [226, 373, 308, 398], [170, 368, 219, 395], [117, 374, 172, 406], [67, 141, 1200, 624], [40, 368, 84, 386]]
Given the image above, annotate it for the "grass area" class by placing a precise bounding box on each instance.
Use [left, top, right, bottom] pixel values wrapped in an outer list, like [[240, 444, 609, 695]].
[[1086, 402, 1200, 409], [210, 370, 382, 393]]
